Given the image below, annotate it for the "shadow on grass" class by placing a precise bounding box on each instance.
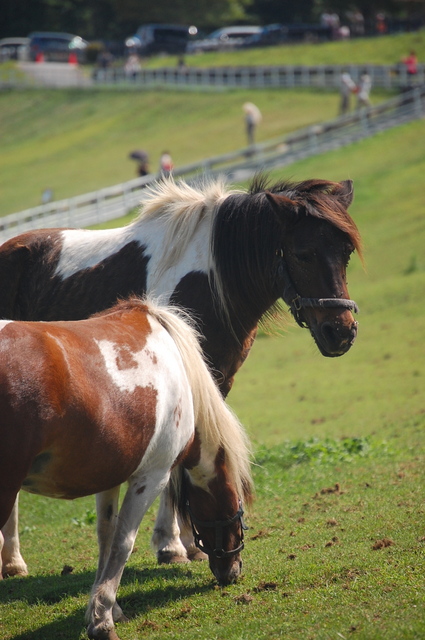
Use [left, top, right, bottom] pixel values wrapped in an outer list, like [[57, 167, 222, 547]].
[[1, 565, 216, 640]]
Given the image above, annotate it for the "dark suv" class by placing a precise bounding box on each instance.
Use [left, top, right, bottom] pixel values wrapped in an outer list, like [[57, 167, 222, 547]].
[[28, 32, 88, 62], [125, 24, 198, 56]]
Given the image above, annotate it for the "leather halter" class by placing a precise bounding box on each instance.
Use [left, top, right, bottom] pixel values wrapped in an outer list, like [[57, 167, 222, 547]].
[[277, 256, 359, 329], [187, 500, 248, 559]]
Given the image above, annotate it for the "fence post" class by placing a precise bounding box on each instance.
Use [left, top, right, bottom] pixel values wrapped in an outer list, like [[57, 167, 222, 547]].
[[360, 110, 369, 134], [287, 66, 295, 88], [414, 88, 423, 117], [96, 190, 103, 225], [309, 126, 319, 153], [67, 198, 75, 228]]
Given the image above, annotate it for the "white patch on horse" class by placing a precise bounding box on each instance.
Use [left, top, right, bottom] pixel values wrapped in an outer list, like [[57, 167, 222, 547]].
[[0, 320, 13, 331], [54, 227, 136, 280], [95, 315, 192, 421], [142, 217, 211, 296], [53, 216, 212, 300]]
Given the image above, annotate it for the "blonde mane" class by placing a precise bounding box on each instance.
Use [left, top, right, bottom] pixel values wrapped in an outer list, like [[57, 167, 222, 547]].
[[129, 177, 246, 290], [145, 297, 252, 503], [130, 178, 244, 286]]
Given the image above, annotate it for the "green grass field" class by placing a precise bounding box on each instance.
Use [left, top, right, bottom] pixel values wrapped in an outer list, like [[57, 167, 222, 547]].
[[3, 29, 422, 216], [0, 32, 425, 639], [146, 28, 425, 68], [0, 86, 388, 217], [1, 118, 424, 640]]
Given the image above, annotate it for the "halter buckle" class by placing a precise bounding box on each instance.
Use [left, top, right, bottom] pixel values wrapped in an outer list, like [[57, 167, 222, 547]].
[[291, 295, 303, 311]]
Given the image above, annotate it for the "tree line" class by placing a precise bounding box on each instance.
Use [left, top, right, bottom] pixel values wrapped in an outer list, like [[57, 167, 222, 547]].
[[0, 0, 422, 41]]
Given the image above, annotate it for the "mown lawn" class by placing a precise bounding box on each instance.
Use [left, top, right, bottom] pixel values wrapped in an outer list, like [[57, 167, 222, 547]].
[[1, 114, 424, 639]]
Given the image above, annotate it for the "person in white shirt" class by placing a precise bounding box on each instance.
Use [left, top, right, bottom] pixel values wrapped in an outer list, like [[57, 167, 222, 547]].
[[339, 70, 357, 114], [357, 71, 372, 109]]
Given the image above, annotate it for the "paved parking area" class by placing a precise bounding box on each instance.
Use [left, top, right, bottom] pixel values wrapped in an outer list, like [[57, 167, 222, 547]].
[[19, 61, 91, 87]]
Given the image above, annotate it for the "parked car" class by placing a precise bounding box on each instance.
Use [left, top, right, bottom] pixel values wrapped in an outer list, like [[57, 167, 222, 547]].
[[0, 37, 29, 61], [238, 24, 289, 48], [240, 23, 333, 49], [28, 32, 88, 62], [282, 23, 333, 42], [187, 26, 262, 54], [125, 24, 198, 56]]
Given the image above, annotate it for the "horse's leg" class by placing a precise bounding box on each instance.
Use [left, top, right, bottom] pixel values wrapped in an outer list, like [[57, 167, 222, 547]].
[[87, 471, 170, 640], [93, 487, 126, 624], [1, 495, 28, 578], [151, 483, 189, 564]]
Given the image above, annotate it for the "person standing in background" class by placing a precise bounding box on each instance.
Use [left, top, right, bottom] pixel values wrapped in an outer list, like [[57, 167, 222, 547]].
[[402, 50, 418, 83], [339, 70, 357, 115], [356, 70, 372, 109], [242, 102, 262, 146], [124, 53, 141, 80], [159, 151, 174, 177]]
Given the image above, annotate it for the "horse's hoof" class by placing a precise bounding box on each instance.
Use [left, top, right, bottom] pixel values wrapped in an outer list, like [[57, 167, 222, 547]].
[[2, 567, 29, 578], [114, 612, 129, 624], [187, 548, 208, 562], [87, 623, 121, 640], [112, 602, 129, 624], [157, 550, 190, 564]]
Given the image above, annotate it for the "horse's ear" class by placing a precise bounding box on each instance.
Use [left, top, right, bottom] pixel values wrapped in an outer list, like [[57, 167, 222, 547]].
[[335, 180, 354, 208], [265, 192, 298, 222]]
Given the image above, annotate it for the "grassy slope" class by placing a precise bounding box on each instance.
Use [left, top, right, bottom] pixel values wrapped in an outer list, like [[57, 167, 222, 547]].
[[1, 32, 425, 640], [146, 28, 425, 67], [229, 119, 425, 446], [4, 28, 420, 216], [0, 88, 346, 215], [1, 119, 424, 640]]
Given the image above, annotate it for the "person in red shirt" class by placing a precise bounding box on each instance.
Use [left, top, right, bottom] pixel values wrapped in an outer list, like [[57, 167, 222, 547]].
[[159, 151, 174, 177], [402, 50, 418, 76]]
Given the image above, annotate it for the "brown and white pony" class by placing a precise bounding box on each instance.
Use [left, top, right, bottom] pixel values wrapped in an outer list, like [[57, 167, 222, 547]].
[[0, 298, 252, 640], [0, 175, 361, 576]]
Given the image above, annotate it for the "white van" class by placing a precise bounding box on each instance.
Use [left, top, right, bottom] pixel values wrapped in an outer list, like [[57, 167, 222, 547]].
[[187, 26, 261, 54]]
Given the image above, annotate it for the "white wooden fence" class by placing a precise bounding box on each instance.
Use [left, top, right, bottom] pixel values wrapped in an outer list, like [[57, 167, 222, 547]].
[[1, 62, 424, 91], [94, 63, 425, 91]]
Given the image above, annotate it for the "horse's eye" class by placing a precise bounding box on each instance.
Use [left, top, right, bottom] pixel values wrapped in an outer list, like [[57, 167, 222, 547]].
[[344, 244, 354, 264], [295, 249, 314, 263]]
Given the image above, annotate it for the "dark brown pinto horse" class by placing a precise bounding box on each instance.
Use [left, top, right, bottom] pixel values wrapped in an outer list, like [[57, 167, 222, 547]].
[[0, 175, 361, 576], [0, 298, 252, 640]]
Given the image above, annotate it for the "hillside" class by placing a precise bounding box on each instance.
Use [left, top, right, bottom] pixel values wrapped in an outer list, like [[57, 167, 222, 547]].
[[228, 118, 425, 443], [145, 28, 425, 67], [0, 87, 364, 215], [2, 116, 424, 640]]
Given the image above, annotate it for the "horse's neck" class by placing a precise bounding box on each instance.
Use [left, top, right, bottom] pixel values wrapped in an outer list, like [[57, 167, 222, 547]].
[[135, 216, 213, 299], [184, 434, 217, 492], [211, 193, 281, 336]]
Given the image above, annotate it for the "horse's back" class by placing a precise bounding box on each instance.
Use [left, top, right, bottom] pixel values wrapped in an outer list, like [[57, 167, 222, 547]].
[[0, 229, 66, 320], [0, 304, 195, 503]]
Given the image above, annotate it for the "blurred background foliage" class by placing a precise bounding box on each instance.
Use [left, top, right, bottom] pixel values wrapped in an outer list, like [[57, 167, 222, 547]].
[[1, 0, 424, 40]]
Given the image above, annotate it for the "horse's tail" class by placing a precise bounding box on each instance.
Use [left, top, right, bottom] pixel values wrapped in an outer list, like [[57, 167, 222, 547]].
[[145, 298, 253, 505]]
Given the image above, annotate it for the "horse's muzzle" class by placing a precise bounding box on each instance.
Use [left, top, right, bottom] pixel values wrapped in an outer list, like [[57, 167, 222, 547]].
[[212, 557, 242, 586], [314, 318, 358, 357]]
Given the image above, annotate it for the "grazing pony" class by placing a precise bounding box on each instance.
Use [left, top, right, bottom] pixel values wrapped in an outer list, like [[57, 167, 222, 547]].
[[0, 298, 252, 640], [0, 175, 361, 575]]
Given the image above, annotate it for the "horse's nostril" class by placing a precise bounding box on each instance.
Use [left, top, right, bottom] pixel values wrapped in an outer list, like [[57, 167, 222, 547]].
[[321, 322, 336, 344]]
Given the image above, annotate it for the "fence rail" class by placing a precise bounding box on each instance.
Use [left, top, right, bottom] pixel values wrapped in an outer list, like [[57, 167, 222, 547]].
[[93, 63, 425, 91], [1, 86, 424, 244], [1, 61, 425, 91]]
